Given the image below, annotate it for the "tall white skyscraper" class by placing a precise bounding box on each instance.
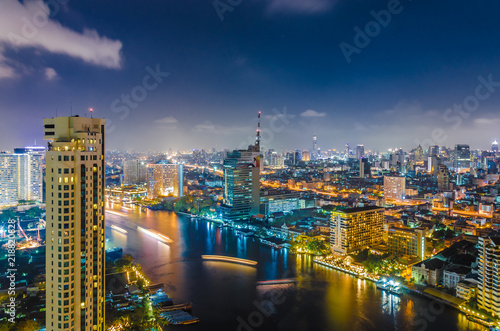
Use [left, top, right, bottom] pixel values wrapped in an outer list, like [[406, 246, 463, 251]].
[[0, 149, 43, 207], [44, 116, 105, 331]]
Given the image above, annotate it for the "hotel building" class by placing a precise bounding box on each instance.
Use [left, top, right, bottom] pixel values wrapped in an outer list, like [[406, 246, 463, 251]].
[[384, 176, 406, 200], [477, 236, 500, 316], [0, 149, 43, 207], [146, 161, 183, 198], [387, 226, 426, 261], [44, 116, 105, 331], [330, 206, 384, 254]]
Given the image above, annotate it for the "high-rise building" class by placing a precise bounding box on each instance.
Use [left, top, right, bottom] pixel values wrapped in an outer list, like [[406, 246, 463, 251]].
[[123, 159, 148, 185], [330, 206, 384, 254], [429, 145, 439, 157], [312, 135, 317, 159], [146, 161, 183, 198], [414, 145, 424, 163], [428, 156, 440, 175], [388, 227, 426, 261], [437, 165, 450, 191], [384, 176, 406, 200], [359, 158, 370, 178], [43, 116, 106, 331], [221, 149, 260, 221], [0, 148, 43, 207], [221, 112, 261, 222], [345, 143, 350, 158], [477, 237, 500, 316], [356, 145, 364, 159], [492, 140, 498, 155], [301, 151, 311, 162], [454, 144, 471, 170]]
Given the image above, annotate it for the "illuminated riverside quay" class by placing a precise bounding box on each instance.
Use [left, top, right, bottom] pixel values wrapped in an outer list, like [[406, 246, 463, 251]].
[[105, 203, 486, 331]]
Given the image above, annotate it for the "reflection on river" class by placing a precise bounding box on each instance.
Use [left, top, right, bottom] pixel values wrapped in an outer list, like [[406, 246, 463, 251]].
[[105, 204, 486, 331]]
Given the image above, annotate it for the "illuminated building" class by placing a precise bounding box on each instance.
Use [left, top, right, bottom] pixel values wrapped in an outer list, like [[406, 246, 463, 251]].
[[356, 144, 364, 159], [312, 135, 318, 159], [147, 161, 183, 198], [477, 237, 500, 316], [43, 116, 105, 331], [492, 140, 499, 155], [0, 148, 43, 207], [301, 151, 311, 162], [221, 149, 260, 221], [384, 176, 406, 200], [123, 159, 147, 185], [260, 192, 299, 216], [221, 112, 261, 222], [437, 165, 450, 191], [330, 206, 384, 254], [387, 226, 426, 261], [454, 144, 471, 170], [429, 145, 439, 157], [359, 158, 370, 178]]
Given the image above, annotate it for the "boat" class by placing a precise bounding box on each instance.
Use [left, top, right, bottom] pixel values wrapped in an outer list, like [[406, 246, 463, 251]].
[[158, 302, 192, 312], [256, 278, 297, 286], [160, 310, 199, 325], [137, 226, 173, 244], [201, 255, 258, 266], [110, 224, 127, 234]]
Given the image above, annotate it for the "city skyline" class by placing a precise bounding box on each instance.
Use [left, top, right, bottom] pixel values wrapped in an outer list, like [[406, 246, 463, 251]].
[[1, 0, 500, 151]]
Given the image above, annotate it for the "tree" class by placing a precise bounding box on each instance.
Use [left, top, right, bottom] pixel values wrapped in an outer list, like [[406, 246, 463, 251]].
[[14, 319, 40, 331]]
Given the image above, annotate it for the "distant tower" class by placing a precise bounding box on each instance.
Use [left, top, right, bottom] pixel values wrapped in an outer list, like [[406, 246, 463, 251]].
[[356, 145, 364, 159], [313, 135, 317, 159], [492, 140, 498, 155], [345, 143, 350, 158]]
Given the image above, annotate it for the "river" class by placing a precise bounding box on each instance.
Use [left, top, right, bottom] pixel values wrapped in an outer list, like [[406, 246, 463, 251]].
[[104, 204, 486, 331]]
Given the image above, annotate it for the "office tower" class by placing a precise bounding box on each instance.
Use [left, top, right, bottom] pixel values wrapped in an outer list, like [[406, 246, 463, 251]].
[[388, 227, 426, 261], [345, 142, 350, 158], [43, 116, 105, 331], [146, 161, 183, 198], [123, 159, 148, 185], [384, 176, 406, 200], [492, 140, 498, 155], [221, 112, 261, 222], [312, 135, 317, 159], [414, 145, 424, 163], [301, 151, 311, 162], [477, 237, 500, 316], [359, 158, 370, 178], [454, 144, 471, 170], [0, 148, 43, 207], [293, 150, 301, 165], [428, 156, 440, 175], [356, 145, 364, 159], [330, 206, 384, 254], [221, 149, 260, 221], [429, 145, 439, 157], [437, 165, 450, 191]]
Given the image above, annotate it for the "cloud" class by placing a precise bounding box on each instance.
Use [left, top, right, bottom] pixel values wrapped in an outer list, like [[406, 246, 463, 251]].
[[193, 121, 216, 133], [474, 118, 500, 126], [266, 0, 335, 14], [154, 116, 178, 125], [0, 0, 123, 79], [300, 109, 326, 117], [0, 49, 15, 79], [44, 67, 57, 80]]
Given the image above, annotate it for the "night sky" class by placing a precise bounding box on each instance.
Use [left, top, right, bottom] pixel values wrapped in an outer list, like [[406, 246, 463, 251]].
[[1, 0, 500, 152]]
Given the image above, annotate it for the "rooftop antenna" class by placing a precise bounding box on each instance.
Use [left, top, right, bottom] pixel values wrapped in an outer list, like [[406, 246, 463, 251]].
[[255, 111, 261, 150], [89, 107, 93, 118]]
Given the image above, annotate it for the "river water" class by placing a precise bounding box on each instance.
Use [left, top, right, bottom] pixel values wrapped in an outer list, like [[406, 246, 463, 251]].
[[104, 204, 485, 331]]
